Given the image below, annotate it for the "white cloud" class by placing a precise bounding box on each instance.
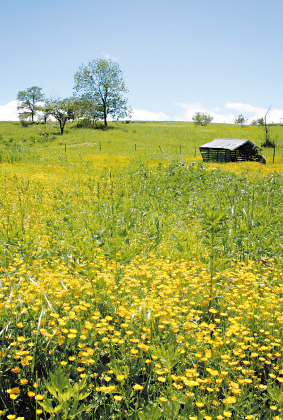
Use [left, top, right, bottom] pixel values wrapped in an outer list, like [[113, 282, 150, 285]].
[[131, 107, 171, 121], [0, 100, 18, 121], [173, 102, 236, 124], [225, 102, 283, 123], [1, 101, 171, 122], [266, 108, 283, 123], [2, 98, 283, 125], [101, 52, 119, 62], [225, 102, 265, 114], [173, 102, 283, 124]]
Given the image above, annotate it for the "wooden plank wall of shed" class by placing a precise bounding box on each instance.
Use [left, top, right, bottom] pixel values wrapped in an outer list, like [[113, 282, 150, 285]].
[[200, 144, 261, 163], [200, 148, 232, 162]]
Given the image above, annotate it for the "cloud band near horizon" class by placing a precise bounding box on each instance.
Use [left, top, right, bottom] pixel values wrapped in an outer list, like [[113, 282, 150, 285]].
[[0, 100, 282, 124]]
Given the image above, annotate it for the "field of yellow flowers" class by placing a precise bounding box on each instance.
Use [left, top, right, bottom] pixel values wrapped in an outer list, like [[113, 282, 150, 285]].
[[1, 121, 283, 419]]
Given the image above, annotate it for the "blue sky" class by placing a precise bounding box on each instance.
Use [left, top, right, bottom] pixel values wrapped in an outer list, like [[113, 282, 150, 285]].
[[1, 0, 283, 123]]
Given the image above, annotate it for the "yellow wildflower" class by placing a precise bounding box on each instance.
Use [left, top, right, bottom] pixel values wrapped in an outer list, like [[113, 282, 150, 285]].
[[132, 384, 143, 390]]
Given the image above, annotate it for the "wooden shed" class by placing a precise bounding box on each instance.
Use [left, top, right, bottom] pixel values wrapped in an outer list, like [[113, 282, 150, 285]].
[[199, 138, 266, 164]]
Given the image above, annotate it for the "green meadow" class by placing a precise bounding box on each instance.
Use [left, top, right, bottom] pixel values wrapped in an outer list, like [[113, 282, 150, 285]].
[[1, 121, 283, 420], [0, 120, 282, 163]]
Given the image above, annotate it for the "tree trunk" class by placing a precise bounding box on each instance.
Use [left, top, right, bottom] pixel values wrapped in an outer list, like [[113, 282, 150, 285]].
[[59, 120, 65, 135], [103, 102, 107, 126]]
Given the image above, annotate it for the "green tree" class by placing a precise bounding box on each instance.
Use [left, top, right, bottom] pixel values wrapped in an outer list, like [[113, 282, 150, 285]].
[[44, 98, 75, 135], [250, 117, 264, 126], [73, 59, 129, 126], [234, 113, 247, 126], [17, 86, 44, 122], [74, 97, 103, 126], [192, 112, 213, 126]]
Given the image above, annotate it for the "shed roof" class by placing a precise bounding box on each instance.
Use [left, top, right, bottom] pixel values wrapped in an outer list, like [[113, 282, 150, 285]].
[[200, 138, 254, 151]]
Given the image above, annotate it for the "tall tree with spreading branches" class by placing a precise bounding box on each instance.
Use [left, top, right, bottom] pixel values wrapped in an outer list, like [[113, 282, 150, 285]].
[[73, 59, 129, 126]]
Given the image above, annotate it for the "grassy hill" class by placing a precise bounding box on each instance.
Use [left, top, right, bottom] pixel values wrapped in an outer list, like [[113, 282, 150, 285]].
[[0, 120, 282, 167]]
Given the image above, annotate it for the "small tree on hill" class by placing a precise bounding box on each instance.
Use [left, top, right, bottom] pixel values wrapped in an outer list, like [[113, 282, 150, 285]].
[[44, 98, 76, 135], [250, 117, 264, 126], [17, 86, 44, 122], [192, 112, 213, 126], [202, 113, 213, 126], [234, 114, 247, 126]]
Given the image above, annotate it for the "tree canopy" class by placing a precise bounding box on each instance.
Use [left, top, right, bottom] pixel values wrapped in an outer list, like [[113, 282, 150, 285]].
[[250, 117, 264, 126], [192, 112, 213, 126], [17, 86, 44, 122], [44, 98, 75, 135], [234, 114, 247, 126], [73, 59, 129, 126]]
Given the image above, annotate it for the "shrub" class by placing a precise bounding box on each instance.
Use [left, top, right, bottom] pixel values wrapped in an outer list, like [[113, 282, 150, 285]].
[[20, 120, 29, 127]]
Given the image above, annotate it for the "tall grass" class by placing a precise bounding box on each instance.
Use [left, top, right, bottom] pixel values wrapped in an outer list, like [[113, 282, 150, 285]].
[[0, 122, 283, 419]]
